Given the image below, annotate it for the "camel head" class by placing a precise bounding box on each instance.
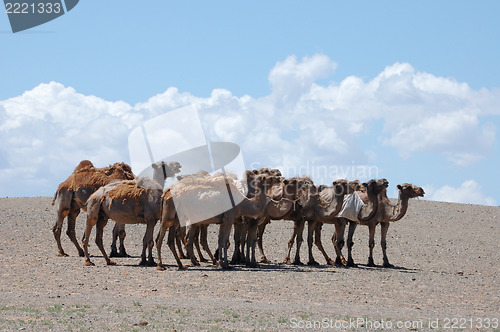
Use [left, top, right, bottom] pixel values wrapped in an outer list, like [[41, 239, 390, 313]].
[[152, 161, 182, 185], [397, 183, 425, 198], [332, 179, 350, 196]]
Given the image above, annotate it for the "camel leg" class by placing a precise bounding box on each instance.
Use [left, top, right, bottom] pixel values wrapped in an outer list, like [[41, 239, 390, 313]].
[[346, 221, 358, 267], [293, 219, 306, 265], [257, 220, 271, 263], [283, 222, 295, 264], [367, 224, 377, 267], [187, 225, 200, 266], [167, 225, 186, 270], [53, 208, 70, 257], [140, 221, 156, 266], [245, 219, 259, 268], [199, 225, 216, 265], [218, 214, 234, 269], [155, 219, 168, 270], [307, 220, 320, 265], [110, 223, 129, 257], [333, 222, 346, 266], [380, 222, 394, 268], [95, 217, 115, 266], [176, 227, 187, 259], [66, 207, 84, 257], [82, 213, 97, 266], [315, 222, 334, 265], [193, 226, 207, 262], [118, 224, 129, 257], [231, 222, 243, 264]]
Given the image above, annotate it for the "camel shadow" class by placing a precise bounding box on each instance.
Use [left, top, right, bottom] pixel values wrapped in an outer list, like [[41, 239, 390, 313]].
[[351, 264, 420, 273]]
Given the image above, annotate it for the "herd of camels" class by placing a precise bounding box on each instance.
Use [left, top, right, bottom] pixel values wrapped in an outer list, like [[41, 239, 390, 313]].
[[51, 160, 424, 270]]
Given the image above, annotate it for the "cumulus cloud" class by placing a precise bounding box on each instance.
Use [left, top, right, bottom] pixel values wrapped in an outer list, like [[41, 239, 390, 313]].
[[0, 54, 499, 199], [428, 180, 497, 206]]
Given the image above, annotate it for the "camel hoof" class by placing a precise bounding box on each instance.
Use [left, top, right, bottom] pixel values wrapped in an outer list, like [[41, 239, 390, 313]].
[[260, 257, 271, 263], [57, 252, 69, 257], [246, 262, 259, 268], [218, 262, 232, 270], [156, 265, 166, 271], [383, 262, 394, 268], [307, 260, 320, 266], [139, 260, 147, 266], [326, 259, 335, 266], [84, 261, 94, 266], [177, 265, 187, 270], [292, 260, 304, 266], [367, 261, 376, 267], [147, 260, 156, 267], [346, 261, 358, 268], [109, 251, 119, 258], [107, 260, 117, 265], [283, 259, 292, 265]]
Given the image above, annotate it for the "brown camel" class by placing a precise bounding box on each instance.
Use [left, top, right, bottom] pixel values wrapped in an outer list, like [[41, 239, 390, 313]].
[[109, 161, 182, 257], [51, 160, 134, 257], [256, 176, 315, 265], [155, 173, 282, 269], [345, 183, 425, 267], [230, 168, 283, 265], [298, 179, 361, 265], [82, 161, 181, 266], [312, 178, 389, 266], [242, 176, 303, 267]]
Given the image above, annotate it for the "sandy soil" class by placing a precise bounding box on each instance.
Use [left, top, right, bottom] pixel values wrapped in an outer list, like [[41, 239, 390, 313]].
[[0, 197, 498, 331]]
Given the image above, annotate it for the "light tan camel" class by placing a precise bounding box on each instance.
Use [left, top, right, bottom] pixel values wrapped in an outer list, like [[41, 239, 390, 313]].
[[51, 160, 134, 257], [155, 173, 282, 269], [345, 183, 425, 267]]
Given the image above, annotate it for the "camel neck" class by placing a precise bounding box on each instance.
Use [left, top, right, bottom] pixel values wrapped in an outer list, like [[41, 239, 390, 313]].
[[388, 191, 410, 222], [358, 188, 379, 221]]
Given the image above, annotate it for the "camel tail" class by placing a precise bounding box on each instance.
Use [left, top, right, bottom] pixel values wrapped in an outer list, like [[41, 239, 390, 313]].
[[51, 192, 58, 206]]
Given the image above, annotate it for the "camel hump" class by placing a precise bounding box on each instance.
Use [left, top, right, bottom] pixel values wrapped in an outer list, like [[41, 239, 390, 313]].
[[74, 160, 94, 172]]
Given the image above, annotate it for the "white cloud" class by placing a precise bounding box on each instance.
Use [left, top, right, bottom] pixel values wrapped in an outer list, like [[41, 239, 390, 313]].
[[428, 180, 497, 206], [0, 55, 499, 197]]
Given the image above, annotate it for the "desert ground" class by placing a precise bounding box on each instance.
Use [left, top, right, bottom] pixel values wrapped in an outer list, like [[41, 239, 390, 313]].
[[0, 197, 498, 331]]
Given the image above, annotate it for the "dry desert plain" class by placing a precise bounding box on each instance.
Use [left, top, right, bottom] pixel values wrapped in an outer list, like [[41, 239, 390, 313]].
[[0, 197, 499, 331]]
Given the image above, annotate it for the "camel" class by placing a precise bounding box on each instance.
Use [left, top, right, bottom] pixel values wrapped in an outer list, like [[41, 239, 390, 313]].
[[298, 179, 362, 265], [344, 183, 425, 267], [241, 176, 303, 267], [255, 176, 315, 265], [230, 168, 283, 265], [155, 173, 282, 269], [51, 160, 134, 257], [81, 161, 181, 266], [311, 178, 389, 266], [109, 161, 182, 257]]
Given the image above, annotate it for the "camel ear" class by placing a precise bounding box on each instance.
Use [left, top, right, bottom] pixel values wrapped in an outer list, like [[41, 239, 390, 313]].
[[397, 184, 402, 189]]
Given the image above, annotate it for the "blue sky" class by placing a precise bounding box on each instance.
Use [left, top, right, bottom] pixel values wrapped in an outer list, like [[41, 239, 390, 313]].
[[1, 1, 499, 205]]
